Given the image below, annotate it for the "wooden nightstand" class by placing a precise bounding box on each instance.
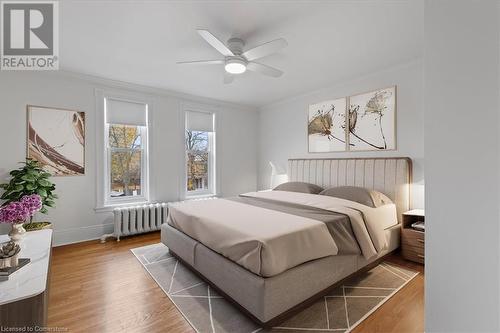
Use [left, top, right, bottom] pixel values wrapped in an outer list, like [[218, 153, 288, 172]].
[[401, 209, 425, 264]]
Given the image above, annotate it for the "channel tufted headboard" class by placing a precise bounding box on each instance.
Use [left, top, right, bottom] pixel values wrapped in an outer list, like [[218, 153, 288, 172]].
[[287, 157, 412, 222]]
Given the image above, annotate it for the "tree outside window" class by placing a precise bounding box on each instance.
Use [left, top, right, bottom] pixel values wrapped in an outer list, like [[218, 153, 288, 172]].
[[186, 130, 209, 192], [109, 124, 143, 198]]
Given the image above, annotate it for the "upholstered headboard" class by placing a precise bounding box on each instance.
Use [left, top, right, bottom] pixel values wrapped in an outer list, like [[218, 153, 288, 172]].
[[287, 157, 412, 222]]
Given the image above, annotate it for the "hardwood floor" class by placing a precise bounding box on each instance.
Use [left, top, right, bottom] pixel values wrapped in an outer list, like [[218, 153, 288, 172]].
[[48, 232, 424, 333], [48, 233, 193, 333], [351, 255, 425, 333]]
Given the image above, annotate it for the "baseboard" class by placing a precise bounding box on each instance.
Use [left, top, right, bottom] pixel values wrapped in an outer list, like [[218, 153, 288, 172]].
[[52, 223, 114, 246]]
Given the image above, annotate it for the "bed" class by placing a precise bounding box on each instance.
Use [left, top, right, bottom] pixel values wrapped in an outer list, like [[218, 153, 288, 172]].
[[161, 157, 412, 326]]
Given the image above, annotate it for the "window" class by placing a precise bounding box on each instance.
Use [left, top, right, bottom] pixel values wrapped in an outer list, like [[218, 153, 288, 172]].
[[185, 111, 215, 196], [108, 124, 144, 198], [104, 98, 149, 205]]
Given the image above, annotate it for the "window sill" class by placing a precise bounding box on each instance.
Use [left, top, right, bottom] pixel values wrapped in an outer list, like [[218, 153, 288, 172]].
[[184, 193, 217, 200], [95, 201, 150, 213]]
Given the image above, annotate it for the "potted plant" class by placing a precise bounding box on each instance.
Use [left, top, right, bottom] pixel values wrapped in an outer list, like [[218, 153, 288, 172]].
[[0, 194, 42, 241], [0, 241, 21, 268], [0, 159, 57, 231]]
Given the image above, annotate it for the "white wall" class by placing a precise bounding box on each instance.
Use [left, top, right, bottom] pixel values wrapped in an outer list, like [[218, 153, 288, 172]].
[[257, 60, 424, 208], [0, 71, 258, 245], [424, 1, 500, 332]]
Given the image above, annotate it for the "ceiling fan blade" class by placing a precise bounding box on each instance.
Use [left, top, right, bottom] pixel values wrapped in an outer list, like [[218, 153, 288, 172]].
[[247, 62, 283, 78], [177, 60, 224, 65], [197, 29, 234, 57], [242, 38, 288, 61], [223, 73, 234, 84]]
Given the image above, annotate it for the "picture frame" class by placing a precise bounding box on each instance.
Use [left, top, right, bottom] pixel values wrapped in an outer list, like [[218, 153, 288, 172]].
[[307, 86, 397, 152], [27, 105, 86, 176], [347, 86, 397, 151], [307, 97, 347, 152]]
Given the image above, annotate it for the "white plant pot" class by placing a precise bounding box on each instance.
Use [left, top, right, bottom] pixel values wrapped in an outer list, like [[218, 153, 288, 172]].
[[8, 223, 26, 242]]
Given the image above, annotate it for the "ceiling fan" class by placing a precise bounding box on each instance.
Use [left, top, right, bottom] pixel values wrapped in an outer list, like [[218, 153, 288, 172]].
[[177, 29, 287, 83]]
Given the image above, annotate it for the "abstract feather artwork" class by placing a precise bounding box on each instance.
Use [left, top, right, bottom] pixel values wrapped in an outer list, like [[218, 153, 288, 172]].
[[27, 106, 85, 176], [308, 98, 347, 152], [348, 86, 396, 151]]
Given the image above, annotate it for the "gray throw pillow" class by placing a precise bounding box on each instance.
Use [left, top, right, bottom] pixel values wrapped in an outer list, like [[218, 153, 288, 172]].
[[319, 186, 393, 207], [273, 182, 324, 194]]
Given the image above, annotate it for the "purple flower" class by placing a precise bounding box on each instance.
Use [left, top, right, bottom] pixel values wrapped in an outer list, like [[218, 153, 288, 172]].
[[0, 195, 42, 224], [0, 202, 30, 224], [21, 194, 42, 216]]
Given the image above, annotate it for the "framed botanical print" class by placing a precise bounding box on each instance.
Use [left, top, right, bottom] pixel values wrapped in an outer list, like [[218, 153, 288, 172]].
[[347, 86, 396, 151], [308, 97, 347, 152]]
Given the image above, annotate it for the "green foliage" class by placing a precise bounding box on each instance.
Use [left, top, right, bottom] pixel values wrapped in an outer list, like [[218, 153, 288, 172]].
[[0, 159, 57, 214]]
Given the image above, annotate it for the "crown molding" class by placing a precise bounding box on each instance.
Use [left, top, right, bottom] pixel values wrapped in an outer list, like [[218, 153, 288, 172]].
[[28, 69, 258, 113]]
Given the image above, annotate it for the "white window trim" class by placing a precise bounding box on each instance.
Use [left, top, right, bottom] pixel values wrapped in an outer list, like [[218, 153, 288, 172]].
[[95, 89, 152, 211], [180, 103, 219, 200]]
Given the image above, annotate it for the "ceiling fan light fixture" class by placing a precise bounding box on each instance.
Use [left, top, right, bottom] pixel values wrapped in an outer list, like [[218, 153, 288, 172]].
[[179, 30, 287, 81], [224, 58, 247, 74]]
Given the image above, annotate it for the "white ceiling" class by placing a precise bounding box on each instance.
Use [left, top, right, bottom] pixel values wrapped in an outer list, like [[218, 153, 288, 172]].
[[60, 1, 423, 107]]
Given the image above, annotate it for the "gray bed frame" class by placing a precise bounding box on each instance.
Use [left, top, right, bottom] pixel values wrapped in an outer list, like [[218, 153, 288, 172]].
[[161, 157, 412, 326]]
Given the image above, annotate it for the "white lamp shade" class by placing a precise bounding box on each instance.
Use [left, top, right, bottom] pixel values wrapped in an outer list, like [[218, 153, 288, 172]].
[[271, 174, 288, 189]]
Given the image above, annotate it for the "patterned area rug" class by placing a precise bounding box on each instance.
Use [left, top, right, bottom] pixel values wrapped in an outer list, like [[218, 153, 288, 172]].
[[131, 243, 418, 333]]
